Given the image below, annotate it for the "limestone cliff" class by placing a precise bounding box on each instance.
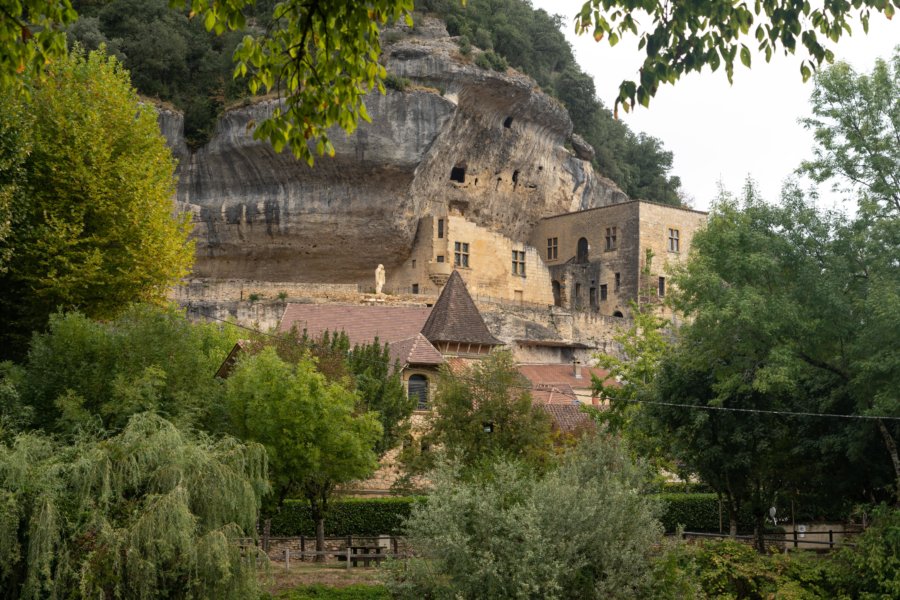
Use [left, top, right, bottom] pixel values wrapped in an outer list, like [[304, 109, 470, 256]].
[[157, 17, 626, 284]]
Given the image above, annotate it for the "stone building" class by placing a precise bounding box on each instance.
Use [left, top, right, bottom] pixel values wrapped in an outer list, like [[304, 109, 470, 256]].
[[276, 270, 502, 409], [386, 200, 706, 320], [528, 200, 707, 319]]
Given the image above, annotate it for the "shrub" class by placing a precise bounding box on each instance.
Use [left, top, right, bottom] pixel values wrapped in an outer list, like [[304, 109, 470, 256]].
[[656, 493, 755, 533], [268, 497, 424, 536], [456, 35, 471, 56], [387, 437, 664, 599], [384, 73, 411, 92], [248, 293, 261, 303], [474, 50, 507, 72], [474, 52, 492, 70]]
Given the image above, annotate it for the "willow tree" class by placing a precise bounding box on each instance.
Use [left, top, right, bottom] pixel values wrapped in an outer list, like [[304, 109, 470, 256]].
[[0, 413, 269, 599]]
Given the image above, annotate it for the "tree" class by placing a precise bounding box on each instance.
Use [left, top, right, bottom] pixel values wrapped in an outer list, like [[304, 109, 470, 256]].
[[407, 350, 555, 478], [647, 181, 899, 550], [12, 304, 236, 435], [575, 1, 899, 114], [0, 49, 193, 359], [0, 413, 269, 600], [223, 347, 382, 558], [389, 435, 664, 599], [0, 1, 77, 91], [802, 48, 900, 216]]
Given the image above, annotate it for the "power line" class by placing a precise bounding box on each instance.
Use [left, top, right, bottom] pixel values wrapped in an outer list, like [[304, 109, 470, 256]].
[[197, 314, 900, 423]]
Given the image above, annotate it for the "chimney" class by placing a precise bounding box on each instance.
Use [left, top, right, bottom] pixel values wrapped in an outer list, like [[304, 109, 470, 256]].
[[573, 359, 582, 380]]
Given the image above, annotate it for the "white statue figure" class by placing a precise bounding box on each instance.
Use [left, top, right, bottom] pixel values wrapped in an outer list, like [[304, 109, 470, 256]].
[[375, 264, 386, 295]]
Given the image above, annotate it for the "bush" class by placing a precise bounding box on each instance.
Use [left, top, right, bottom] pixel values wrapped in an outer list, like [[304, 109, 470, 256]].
[[656, 493, 755, 533], [268, 497, 424, 536], [387, 437, 664, 599], [383, 73, 411, 92], [456, 35, 471, 56], [474, 50, 507, 72]]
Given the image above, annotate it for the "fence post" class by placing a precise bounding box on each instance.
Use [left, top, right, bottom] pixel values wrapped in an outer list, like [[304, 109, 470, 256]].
[[829, 530, 834, 549], [346, 546, 352, 569], [300, 535, 305, 562], [284, 548, 290, 570], [793, 529, 798, 549]]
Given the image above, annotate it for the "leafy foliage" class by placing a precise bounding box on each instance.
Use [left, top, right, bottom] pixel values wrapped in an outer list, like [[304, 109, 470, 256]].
[[0, 413, 268, 600], [421, 0, 682, 205], [224, 347, 382, 554], [575, 0, 898, 114], [403, 350, 554, 479], [0, 49, 193, 359], [0, 1, 78, 92], [802, 48, 900, 215], [389, 435, 664, 599], [269, 497, 423, 537], [71, 0, 248, 147], [12, 304, 235, 435]]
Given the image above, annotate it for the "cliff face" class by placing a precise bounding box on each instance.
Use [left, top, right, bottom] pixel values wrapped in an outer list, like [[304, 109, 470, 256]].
[[158, 18, 626, 283]]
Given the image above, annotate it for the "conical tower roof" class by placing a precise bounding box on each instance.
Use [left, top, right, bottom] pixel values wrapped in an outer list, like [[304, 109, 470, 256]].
[[420, 270, 503, 346]]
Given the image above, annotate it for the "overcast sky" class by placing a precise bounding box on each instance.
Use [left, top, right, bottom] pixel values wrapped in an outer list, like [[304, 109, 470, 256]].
[[530, 0, 899, 211]]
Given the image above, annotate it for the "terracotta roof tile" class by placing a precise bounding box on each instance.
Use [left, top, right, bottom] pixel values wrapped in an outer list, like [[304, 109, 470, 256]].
[[389, 334, 444, 368], [540, 404, 595, 434], [517, 364, 613, 390], [420, 271, 502, 346], [278, 304, 432, 346]]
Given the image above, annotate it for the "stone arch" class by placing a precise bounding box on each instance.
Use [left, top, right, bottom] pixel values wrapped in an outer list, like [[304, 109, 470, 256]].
[[408, 374, 429, 410], [576, 237, 589, 263]]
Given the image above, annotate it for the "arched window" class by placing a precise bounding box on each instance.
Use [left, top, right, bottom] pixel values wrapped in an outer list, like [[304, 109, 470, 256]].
[[576, 237, 589, 263], [552, 280, 562, 307], [408, 374, 429, 410]]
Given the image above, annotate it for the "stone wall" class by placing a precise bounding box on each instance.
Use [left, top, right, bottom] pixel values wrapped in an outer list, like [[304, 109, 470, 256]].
[[388, 214, 554, 304]]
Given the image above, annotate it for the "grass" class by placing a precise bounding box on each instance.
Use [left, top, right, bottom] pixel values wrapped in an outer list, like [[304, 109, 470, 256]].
[[265, 562, 385, 596], [277, 584, 391, 599]]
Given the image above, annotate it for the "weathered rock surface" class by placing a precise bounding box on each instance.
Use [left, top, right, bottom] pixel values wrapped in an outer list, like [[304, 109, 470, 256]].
[[158, 17, 626, 283]]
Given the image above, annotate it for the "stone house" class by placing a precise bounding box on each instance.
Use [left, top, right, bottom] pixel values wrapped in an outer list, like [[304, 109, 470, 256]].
[[275, 270, 502, 410], [387, 200, 706, 320]]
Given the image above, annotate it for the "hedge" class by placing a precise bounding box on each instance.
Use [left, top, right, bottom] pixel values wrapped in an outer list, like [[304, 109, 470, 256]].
[[267, 497, 424, 537], [268, 494, 762, 537]]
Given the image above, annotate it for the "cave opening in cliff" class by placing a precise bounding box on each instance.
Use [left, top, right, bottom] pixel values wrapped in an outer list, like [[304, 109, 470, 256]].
[[503, 116, 513, 128], [512, 170, 520, 189], [450, 164, 466, 183]]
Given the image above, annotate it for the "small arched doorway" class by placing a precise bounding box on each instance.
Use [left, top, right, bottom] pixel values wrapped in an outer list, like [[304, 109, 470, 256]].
[[576, 237, 589, 263], [552, 280, 562, 307], [408, 374, 429, 410]]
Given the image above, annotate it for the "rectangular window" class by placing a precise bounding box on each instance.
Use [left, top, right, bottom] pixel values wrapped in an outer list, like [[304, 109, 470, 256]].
[[412, 283, 419, 294], [668, 228, 680, 252], [614, 272, 620, 291], [547, 237, 558, 260], [436, 255, 445, 263], [605, 227, 617, 250], [411, 259, 416, 269], [512, 250, 526, 276], [589, 287, 597, 310], [437, 218, 445, 239], [600, 284, 608, 301], [454, 242, 469, 267], [658, 276, 666, 297]]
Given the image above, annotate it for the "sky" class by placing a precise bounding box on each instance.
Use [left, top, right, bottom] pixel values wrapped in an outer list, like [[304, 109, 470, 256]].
[[531, 0, 900, 211]]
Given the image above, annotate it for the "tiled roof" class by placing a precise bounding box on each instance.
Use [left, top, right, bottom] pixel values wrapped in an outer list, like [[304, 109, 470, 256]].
[[518, 364, 613, 391], [529, 383, 577, 404], [420, 271, 503, 346], [214, 339, 257, 379], [389, 334, 444, 368], [278, 304, 432, 346], [540, 404, 595, 434]]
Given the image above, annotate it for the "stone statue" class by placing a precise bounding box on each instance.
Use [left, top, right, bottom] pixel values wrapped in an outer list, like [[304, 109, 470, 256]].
[[375, 264, 386, 295]]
